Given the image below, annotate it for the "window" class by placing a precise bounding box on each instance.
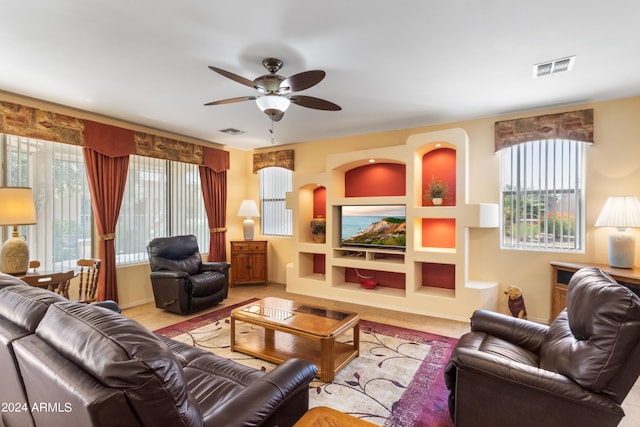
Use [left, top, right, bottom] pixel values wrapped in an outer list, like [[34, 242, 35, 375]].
[[1, 135, 93, 271], [500, 139, 585, 251], [1, 136, 210, 268], [115, 156, 209, 264], [259, 167, 292, 236]]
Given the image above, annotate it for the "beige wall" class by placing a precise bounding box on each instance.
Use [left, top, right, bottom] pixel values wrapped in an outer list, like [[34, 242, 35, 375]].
[[4, 91, 640, 318]]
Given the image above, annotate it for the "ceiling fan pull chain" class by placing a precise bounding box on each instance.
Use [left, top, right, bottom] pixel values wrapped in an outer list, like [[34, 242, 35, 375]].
[[270, 120, 275, 144]]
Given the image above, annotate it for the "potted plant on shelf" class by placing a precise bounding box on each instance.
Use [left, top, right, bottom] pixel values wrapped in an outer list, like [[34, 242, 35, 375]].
[[426, 177, 448, 206]]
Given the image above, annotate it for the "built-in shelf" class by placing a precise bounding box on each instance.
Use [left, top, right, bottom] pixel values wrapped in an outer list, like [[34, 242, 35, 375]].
[[333, 248, 405, 264], [298, 242, 327, 251], [333, 282, 407, 298], [286, 128, 500, 322], [299, 273, 326, 282], [415, 287, 456, 299]]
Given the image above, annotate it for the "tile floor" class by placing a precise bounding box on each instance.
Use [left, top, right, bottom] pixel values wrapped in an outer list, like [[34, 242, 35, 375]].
[[123, 282, 640, 426]]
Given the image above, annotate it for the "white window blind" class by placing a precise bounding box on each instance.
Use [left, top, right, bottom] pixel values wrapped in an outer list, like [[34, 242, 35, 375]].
[[2, 135, 93, 270], [169, 161, 210, 241], [115, 156, 209, 264], [500, 139, 585, 251], [259, 167, 292, 236]]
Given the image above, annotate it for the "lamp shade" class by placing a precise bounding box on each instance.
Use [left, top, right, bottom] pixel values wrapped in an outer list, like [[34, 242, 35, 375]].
[[238, 200, 260, 218], [595, 196, 640, 228], [256, 95, 291, 113], [595, 196, 640, 269], [0, 187, 36, 275], [0, 187, 37, 226]]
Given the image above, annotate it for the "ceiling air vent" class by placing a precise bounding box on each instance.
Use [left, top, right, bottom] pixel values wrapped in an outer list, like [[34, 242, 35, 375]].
[[533, 56, 575, 78], [219, 128, 246, 135]]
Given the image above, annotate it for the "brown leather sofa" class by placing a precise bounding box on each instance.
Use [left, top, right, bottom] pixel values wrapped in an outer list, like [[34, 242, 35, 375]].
[[147, 235, 231, 314], [0, 273, 317, 427], [445, 267, 640, 427]]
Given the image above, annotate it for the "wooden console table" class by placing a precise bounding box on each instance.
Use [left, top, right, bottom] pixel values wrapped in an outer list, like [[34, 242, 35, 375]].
[[550, 261, 640, 322]]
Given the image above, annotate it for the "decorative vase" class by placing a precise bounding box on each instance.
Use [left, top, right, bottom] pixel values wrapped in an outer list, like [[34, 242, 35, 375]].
[[432, 197, 443, 206], [310, 217, 326, 243]]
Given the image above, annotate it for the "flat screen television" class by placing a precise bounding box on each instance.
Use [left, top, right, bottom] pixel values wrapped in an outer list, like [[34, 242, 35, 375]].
[[340, 205, 406, 250]]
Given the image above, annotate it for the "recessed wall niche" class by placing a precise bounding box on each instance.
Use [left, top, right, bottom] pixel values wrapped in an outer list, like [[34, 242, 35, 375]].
[[344, 162, 406, 197], [313, 186, 326, 218], [422, 218, 456, 249], [422, 148, 456, 206]]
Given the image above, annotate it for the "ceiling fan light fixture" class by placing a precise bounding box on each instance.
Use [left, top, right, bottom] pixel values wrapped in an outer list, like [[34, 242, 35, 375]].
[[256, 95, 290, 113], [206, 58, 340, 124]]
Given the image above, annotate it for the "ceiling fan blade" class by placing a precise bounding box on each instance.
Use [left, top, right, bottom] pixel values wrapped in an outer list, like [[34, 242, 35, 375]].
[[281, 70, 326, 92], [290, 95, 341, 111], [204, 96, 256, 106], [208, 66, 256, 88]]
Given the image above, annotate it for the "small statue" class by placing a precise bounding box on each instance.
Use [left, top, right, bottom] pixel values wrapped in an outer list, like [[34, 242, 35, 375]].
[[505, 285, 527, 319]]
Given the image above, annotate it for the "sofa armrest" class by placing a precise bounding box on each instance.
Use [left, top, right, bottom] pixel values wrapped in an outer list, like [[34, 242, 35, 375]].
[[90, 300, 121, 313], [470, 309, 549, 352], [149, 271, 191, 313], [150, 270, 189, 280], [202, 358, 318, 427], [451, 346, 621, 413], [200, 262, 231, 274]]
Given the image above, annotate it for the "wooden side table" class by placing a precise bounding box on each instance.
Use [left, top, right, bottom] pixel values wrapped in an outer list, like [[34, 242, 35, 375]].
[[19, 270, 76, 297], [230, 240, 267, 286], [550, 261, 640, 322], [294, 406, 377, 427]]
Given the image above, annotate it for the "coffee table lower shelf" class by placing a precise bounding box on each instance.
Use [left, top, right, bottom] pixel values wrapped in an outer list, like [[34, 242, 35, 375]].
[[233, 328, 358, 382]]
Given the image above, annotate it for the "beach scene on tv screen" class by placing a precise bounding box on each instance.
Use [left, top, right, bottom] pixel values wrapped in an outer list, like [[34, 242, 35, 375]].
[[341, 205, 406, 248]]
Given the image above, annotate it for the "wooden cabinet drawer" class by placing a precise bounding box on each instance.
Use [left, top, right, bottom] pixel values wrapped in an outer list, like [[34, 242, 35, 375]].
[[231, 241, 267, 252]]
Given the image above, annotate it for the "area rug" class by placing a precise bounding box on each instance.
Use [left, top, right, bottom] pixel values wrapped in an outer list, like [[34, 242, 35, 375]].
[[155, 299, 457, 427]]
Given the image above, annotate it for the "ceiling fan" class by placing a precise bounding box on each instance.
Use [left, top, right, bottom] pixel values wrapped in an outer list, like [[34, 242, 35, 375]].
[[205, 57, 341, 122]]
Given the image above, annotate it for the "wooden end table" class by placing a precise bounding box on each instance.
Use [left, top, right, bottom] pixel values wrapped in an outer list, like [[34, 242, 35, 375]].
[[230, 297, 359, 382]]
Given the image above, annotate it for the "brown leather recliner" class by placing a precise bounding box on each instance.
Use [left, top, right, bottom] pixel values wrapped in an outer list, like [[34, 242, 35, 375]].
[[147, 235, 231, 314], [445, 267, 640, 427]]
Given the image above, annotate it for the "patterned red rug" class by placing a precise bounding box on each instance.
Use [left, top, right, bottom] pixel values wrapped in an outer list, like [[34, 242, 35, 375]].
[[156, 299, 457, 427]]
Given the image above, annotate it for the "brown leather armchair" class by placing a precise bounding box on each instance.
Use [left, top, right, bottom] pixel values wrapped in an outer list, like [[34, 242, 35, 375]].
[[445, 267, 640, 427], [147, 235, 231, 314]]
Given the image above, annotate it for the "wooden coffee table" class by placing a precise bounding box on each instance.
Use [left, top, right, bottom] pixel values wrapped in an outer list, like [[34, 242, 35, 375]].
[[230, 297, 359, 382], [294, 406, 377, 426]]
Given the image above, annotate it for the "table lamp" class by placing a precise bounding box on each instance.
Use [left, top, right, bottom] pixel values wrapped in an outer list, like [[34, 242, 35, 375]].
[[238, 200, 260, 240], [595, 196, 640, 269], [0, 187, 37, 275]]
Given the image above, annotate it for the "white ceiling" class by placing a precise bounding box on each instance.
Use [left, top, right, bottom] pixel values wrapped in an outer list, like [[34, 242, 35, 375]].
[[2, 1, 639, 150]]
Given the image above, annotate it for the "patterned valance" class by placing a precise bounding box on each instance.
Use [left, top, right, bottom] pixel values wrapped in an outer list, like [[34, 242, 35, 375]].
[[495, 109, 594, 152], [253, 149, 295, 173], [0, 101, 84, 145], [135, 132, 203, 164], [0, 99, 229, 169]]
